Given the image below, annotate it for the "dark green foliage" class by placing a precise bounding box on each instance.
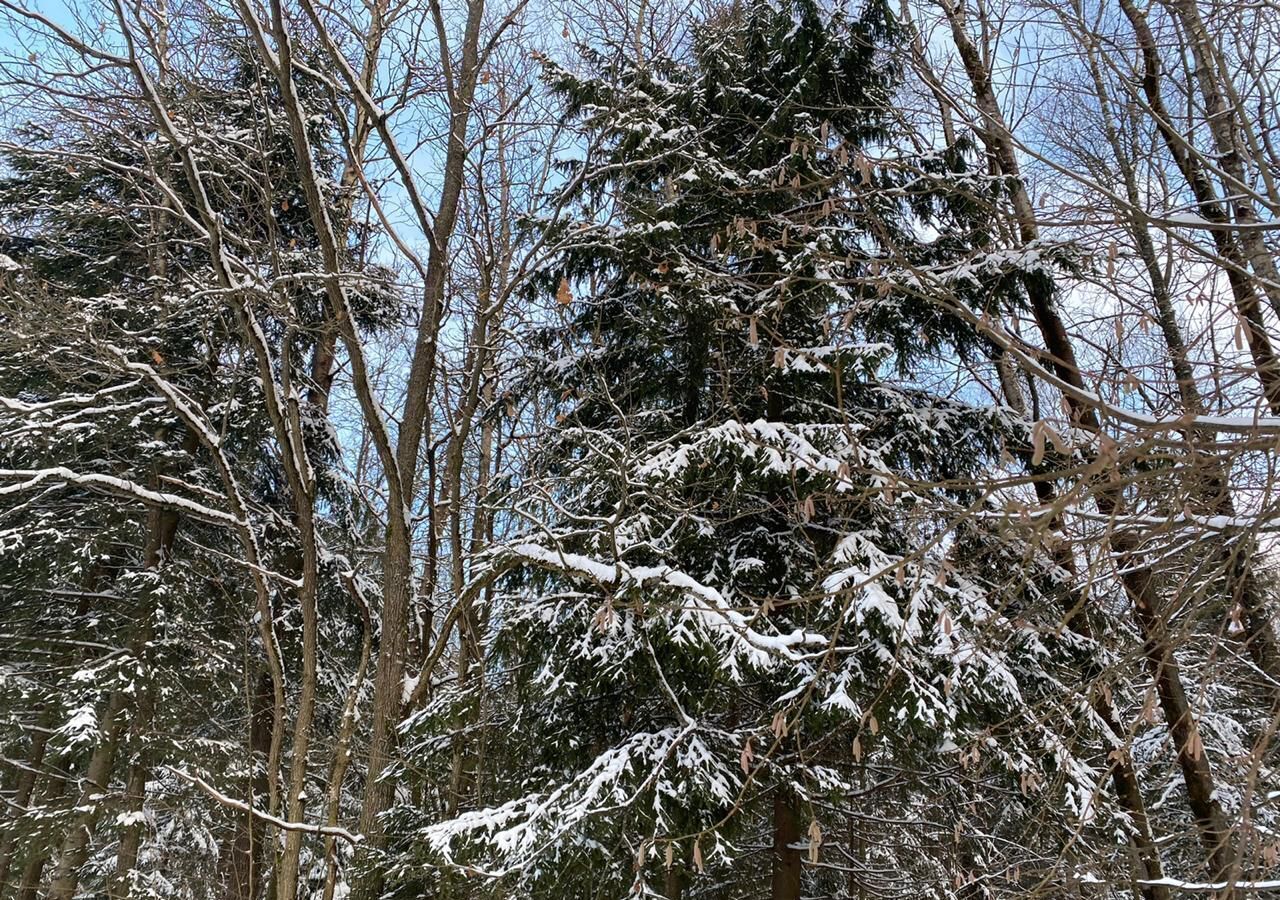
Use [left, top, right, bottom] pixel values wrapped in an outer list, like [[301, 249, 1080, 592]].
[[401, 4, 1084, 898]]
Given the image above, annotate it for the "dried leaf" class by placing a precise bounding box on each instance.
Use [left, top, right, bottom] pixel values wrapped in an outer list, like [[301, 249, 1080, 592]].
[[807, 819, 822, 864], [856, 153, 872, 181], [1031, 420, 1047, 467], [556, 277, 573, 306], [592, 601, 615, 633], [1044, 423, 1067, 456]]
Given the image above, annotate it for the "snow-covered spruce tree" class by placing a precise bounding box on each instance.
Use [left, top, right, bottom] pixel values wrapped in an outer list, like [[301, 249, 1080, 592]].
[[0, 39, 387, 900], [407, 3, 1103, 897]]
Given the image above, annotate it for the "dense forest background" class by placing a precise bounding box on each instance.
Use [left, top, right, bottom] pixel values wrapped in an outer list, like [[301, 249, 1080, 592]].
[[1, 0, 1279, 897]]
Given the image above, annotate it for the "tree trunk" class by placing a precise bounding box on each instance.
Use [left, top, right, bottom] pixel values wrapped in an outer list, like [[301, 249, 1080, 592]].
[[1125, 549, 1236, 883], [1111, 0, 1280, 699], [321, 583, 371, 900], [226, 670, 274, 900], [1115, 0, 1280, 416], [994, 347, 1170, 900], [45, 691, 128, 900], [1161, 0, 1280, 322], [0, 716, 50, 893], [108, 750, 149, 900], [771, 792, 802, 900], [937, 0, 1239, 886], [663, 855, 684, 900]]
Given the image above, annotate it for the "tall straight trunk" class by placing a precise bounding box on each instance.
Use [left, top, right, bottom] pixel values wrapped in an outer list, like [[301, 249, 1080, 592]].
[[1160, 0, 1280, 321], [256, 2, 489, 890], [994, 348, 1169, 900], [349, 0, 487, 876], [15, 853, 45, 900], [663, 855, 684, 900], [771, 792, 802, 900], [274, 508, 320, 900], [226, 670, 274, 900], [1115, 0, 1280, 416], [937, 0, 1239, 886], [107, 750, 148, 900], [0, 714, 51, 893], [1110, 0, 1280, 696], [320, 584, 371, 900], [107, 494, 179, 900], [45, 691, 128, 900], [354, 521, 412, 862], [442, 294, 502, 816], [12, 753, 72, 900]]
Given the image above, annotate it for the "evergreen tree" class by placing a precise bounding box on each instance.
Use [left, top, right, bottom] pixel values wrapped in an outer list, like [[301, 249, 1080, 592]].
[[411, 3, 1096, 897], [0, 38, 389, 900]]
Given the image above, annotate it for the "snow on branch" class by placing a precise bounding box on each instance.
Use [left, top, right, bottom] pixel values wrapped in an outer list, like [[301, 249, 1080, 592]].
[[0, 466, 241, 527]]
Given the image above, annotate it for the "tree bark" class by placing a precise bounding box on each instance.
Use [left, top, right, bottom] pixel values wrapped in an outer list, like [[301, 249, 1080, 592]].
[[1113, 0, 1280, 695], [994, 347, 1169, 900], [663, 855, 684, 900], [1115, 0, 1280, 416], [937, 0, 1239, 886], [45, 691, 128, 900], [0, 716, 50, 894], [226, 670, 274, 900], [1160, 0, 1280, 322], [771, 792, 802, 900]]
